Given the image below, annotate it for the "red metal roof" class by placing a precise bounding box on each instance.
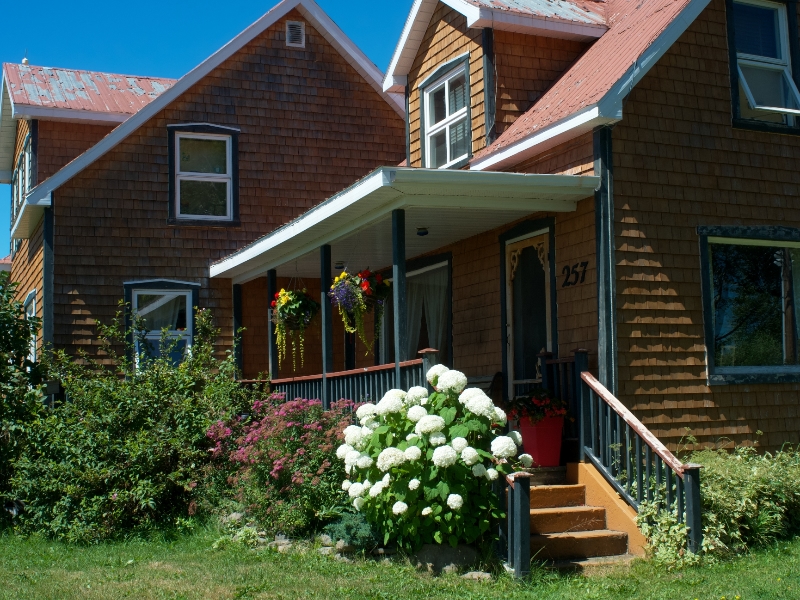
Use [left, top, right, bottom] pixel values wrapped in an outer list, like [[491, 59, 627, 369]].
[[474, 0, 695, 161], [3, 63, 177, 117]]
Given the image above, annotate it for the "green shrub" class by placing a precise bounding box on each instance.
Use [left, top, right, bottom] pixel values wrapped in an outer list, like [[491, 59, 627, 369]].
[[323, 512, 378, 550], [11, 306, 256, 543], [0, 272, 44, 526]]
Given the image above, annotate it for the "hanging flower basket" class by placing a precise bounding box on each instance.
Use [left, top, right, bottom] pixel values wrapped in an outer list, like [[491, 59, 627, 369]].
[[506, 388, 569, 467], [329, 269, 391, 353], [271, 288, 319, 370]]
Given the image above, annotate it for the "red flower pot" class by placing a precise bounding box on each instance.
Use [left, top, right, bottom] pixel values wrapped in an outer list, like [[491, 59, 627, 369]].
[[518, 416, 564, 467]]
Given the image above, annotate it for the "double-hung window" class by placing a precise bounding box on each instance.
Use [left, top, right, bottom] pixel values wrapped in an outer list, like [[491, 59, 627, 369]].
[[731, 0, 800, 125], [11, 136, 32, 226], [699, 227, 800, 383], [128, 284, 197, 364], [424, 65, 470, 168]]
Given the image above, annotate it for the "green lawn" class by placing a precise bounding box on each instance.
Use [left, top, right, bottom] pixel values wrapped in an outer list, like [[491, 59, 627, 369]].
[[1, 529, 799, 599]]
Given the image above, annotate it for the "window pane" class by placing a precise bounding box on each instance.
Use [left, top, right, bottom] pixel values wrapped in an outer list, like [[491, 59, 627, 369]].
[[430, 131, 448, 168], [179, 180, 228, 217], [448, 73, 467, 114], [734, 2, 781, 59], [710, 243, 793, 366], [139, 338, 188, 366], [449, 118, 469, 162], [429, 85, 447, 126], [179, 138, 227, 174], [739, 80, 787, 123], [136, 293, 188, 331], [740, 64, 799, 110]]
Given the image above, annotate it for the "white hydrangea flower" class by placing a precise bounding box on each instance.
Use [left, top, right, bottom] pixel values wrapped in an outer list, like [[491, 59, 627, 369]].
[[375, 391, 405, 416], [437, 370, 468, 394], [343, 425, 364, 447], [458, 388, 484, 405], [491, 436, 518, 459], [356, 403, 377, 421], [345, 464, 352, 474], [342, 480, 352, 491], [421, 506, 433, 516], [353, 497, 365, 511], [362, 480, 372, 492], [461, 446, 480, 466], [348, 482, 365, 498], [392, 501, 408, 515], [382, 473, 391, 485], [369, 482, 384, 497], [485, 468, 499, 481], [446, 493, 464, 510], [493, 406, 507, 426], [406, 433, 420, 442], [421, 398, 429, 406], [356, 454, 374, 469], [361, 416, 379, 430], [519, 453, 534, 468], [508, 430, 523, 447], [464, 394, 496, 419], [404, 446, 422, 461], [408, 478, 420, 491], [451, 437, 468, 454], [361, 426, 374, 440], [432, 445, 458, 468], [429, 432, 446, 446], [344, 450, 361, 468], [406, 405, 428, 423], [405, 386, 429, 406], [472, 464, 487, 477], [415, 415, 446, 435], [336, 444, 354, 460], [426, 364, 448, 386], [376, 447, 407, 472]]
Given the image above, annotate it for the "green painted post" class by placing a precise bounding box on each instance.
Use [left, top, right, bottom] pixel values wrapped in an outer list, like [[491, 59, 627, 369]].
[[683, 464, 703, 554]]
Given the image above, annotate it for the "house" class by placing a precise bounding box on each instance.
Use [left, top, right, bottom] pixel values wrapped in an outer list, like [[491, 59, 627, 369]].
[[6, 0, 406, 368]]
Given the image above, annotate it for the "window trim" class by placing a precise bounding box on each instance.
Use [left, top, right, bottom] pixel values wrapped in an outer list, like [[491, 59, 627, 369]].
[[419, 55, 472, 170], [698, 225, 800, 385], [726, 0, 800, 133], [167, 123, 240, 226], [23, 289, 36, 363]]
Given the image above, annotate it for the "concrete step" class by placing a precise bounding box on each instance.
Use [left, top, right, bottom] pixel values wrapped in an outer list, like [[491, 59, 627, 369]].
[[530, 530, 628, 561], [547, 553, 637, 573], [529, 506, 606, 534], [529, 484, 585, 509]]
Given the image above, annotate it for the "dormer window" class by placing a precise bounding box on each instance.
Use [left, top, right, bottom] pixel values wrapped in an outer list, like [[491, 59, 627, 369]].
[[423, 65, 470, 169], [731, 0, 800, 126]]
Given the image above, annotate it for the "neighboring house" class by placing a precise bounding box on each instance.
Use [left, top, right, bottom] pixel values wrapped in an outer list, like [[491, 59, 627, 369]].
[[7, 0, 406, 368], [0, 254, 9, 273]]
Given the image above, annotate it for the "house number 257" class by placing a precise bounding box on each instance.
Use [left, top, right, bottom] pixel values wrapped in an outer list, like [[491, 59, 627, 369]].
[[561, 262, 589, 287]]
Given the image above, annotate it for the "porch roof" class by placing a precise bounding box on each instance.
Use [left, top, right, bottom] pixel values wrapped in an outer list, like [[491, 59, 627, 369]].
[[210, 167, 600, 283]]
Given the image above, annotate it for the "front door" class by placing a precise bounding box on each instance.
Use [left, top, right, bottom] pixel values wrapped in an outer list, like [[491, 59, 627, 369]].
[[506, 232, 552, 399]]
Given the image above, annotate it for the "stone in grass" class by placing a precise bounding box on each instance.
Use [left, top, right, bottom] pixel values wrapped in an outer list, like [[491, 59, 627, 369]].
[[371, 547, 397, 556], [413, 544, 479, 575], [335, 553, 353, 563], [461, 571, 492, 581], [318, 547, 335, 556], [317, 534, 334, 547], [335, 540, 356, 554]]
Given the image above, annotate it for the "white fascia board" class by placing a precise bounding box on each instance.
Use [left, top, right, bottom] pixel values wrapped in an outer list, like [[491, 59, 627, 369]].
[[23, 0, 401, 206], [383, 0, 435, 92], [469, 9, 606, 41], [10, 192, 51, 240], [470, 105, 615, 171], [0, 75, 15, 174], [11, 105, 130, 124]]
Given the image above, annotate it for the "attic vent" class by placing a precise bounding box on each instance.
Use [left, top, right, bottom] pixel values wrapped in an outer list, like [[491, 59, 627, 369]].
[[286, 21, 305, 48]]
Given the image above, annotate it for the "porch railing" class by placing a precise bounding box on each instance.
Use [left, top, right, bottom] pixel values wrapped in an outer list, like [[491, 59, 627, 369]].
[[537, 349, 588, 438], [579, 372, 702, 553], [270, 357, 428, 405]]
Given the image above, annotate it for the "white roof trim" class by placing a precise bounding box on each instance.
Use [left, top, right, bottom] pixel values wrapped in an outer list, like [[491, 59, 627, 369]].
[[123, 279, 201, 287], [383, 0, 606, 93], [23, 0, 403, 206], [210, 166, 600, 282], [11, 105, 130, 124], [470, 0, 712, 171], [10, 192, 51, 240], [0, 74, 16, 177]]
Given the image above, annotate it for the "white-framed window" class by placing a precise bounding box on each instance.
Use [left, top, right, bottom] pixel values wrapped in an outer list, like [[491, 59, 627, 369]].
[[175, 132, 232, 220], [732, 0, 800, 124], [11, 136, 32, 225], [286, 20, 305, 48], [132, 289, 193, 363], [24, 290, 36, 363], [424, 66, 469, 169]]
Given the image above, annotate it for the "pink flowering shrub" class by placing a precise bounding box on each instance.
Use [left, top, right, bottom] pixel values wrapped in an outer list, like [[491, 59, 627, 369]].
[[208, 394, 355, 535]]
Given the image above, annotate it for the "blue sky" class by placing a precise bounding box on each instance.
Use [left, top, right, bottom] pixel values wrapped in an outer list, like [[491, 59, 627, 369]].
[[0, 0, 413, 254]]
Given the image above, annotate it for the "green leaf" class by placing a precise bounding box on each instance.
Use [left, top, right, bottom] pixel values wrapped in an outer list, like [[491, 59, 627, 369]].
[[437, 481, 450, 500], [433, 531, 443, 544], [448, 424, 469, 438], [374, 426, 389, 435], [441, 407, 457, 426], [449, 535, 459, 548]]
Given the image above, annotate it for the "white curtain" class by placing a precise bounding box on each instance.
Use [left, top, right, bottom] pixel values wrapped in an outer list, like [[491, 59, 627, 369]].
[[423, 267, 448, 354], [406, 279, 426, 358]]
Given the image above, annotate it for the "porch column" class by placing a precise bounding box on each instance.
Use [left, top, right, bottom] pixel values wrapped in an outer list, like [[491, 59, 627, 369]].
[[392, 209, 407, 388], [266, 269, 279, 379], [320, 244, 333, 409]]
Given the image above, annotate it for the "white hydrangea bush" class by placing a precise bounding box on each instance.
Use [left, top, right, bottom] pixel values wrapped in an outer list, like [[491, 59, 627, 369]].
[[335, 365, 521, 550]]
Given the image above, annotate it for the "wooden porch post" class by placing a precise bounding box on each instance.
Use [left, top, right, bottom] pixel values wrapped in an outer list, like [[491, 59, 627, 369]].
[[266, 269, 279, 380], [321, 244, 333, 409], [392, 209, 407, 388]]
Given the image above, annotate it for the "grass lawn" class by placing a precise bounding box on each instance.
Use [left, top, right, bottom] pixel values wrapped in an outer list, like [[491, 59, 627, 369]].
[[1, 529, 799, 600]]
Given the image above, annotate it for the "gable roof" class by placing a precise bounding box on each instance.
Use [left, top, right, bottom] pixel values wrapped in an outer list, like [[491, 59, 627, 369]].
[[17, 0, 404, 228], [383, 0, 608, 92], [0, 64, 175, 181], [471, 0, 712, 171]]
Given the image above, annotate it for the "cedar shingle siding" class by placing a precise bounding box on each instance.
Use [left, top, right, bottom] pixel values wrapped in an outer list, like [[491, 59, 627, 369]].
[[50, 10, 405, 362]]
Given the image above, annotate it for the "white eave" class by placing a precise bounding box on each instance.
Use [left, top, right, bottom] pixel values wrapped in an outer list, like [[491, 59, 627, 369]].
[[0, 75, 15, 182], [383, 0, 606, 93], [10, 192, 51, 240], [210, 166, 600, 283]]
